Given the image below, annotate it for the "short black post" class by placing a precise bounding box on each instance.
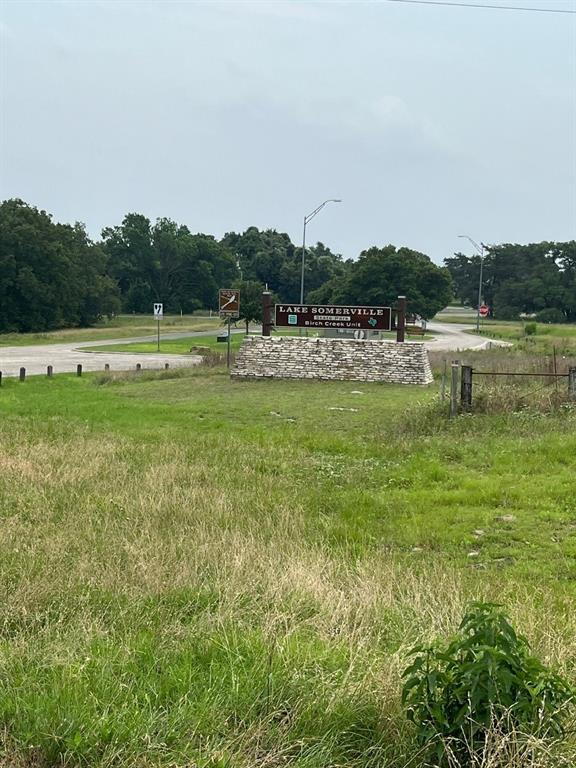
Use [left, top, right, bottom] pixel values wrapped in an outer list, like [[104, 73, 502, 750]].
[[165, 363, 169, 370], [47, 365, 53, 378], [569, 367, 576, 399], [449, 360, 459, 418], [461, 365, 473, 411], [262, 291, 273, 337], [0, 371, 2, 387], [396, 295, 406, 343], [104, 363, 110, 372], [19, 367, 26, 382], [136, 363, 142, 372], [76, 364, 82, 377]]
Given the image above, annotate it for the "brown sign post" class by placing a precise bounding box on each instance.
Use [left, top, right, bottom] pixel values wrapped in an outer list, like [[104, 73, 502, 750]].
[[219, 289, 240, 368], [262, 292, 273, 337], [275, 304, 392, 331], [396, 296, 406, 343]]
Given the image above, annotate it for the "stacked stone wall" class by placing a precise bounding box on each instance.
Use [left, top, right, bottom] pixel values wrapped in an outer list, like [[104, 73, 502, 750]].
[[232, 336, 433, 385]]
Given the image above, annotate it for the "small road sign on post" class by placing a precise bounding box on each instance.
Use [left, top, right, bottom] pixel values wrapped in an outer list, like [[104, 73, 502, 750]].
[[219, 289, 240, 318], [153, 303, 163, 351], [219, 289, 240, 368], [479, 304, 489, 317]]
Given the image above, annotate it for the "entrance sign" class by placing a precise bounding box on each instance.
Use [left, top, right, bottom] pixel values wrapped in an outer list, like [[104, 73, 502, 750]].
[[275, 304, 392, 331], [479, 304, 489, 317], [219, 289, 240, 318]]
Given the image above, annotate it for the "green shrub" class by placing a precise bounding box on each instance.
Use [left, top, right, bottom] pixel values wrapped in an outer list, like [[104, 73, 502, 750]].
[[536, 308, 566, 324], [402, 603, 574, 766], [524, 322, 538, 336]]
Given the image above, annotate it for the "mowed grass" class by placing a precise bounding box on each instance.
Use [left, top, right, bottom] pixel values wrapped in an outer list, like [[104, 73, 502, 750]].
[[84, 331, 428, 357], [0, 314, 221, 347], [0, 369, 575, 767], [479, 322, 576, 356]]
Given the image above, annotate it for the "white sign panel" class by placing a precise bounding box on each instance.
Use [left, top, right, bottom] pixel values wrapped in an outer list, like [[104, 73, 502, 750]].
[[153, 303, 163, 319]]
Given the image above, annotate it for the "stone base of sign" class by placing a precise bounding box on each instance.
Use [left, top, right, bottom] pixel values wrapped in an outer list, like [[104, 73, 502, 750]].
[[232, 336, 433, 385]]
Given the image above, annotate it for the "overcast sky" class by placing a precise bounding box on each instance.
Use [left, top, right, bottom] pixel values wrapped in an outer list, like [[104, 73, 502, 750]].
[[1, 0, 575, 264]]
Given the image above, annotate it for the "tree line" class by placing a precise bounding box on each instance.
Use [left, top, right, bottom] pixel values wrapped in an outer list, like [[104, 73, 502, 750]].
[[0, 199, 454, 333], [5, 198, 573, 334], [445, 242, 576, 322]]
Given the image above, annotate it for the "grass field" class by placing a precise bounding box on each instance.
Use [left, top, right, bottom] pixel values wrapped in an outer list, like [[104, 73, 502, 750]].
[[477, 322, 576, 356], [84, 330, 429, 357], [1, 366, 575, 767], [0, 315, 221, 347]]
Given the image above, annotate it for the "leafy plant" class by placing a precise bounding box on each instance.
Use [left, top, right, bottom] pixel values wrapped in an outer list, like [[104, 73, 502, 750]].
[[402, 603, 575, 766], [524, 322, 538, 336]]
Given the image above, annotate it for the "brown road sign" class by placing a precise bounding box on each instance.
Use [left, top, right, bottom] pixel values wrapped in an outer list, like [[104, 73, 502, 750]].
[[219, 288, 240, 317], [275, 304, 392, 331]]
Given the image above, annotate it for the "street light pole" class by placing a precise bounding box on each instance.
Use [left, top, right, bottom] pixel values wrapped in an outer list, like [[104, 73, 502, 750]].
[[458, 234, 485, 333], [300, 199, 341, 305]]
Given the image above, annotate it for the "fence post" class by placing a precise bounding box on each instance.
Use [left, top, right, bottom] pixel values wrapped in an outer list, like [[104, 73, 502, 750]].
[[47, 365, 53, 378], [19, 367, 26, 382], [396, 295, 406, 343], [461, 365, 473, 411], [449, 361, 459, 418], [104, 363, 110, 372], [569, 368, 576, 399], [165, 363, 169, 370], [77, 364, 82, 377], [0, 371, 2, 387], [262, 291, 273, 337], [136, 363, 142, 372]]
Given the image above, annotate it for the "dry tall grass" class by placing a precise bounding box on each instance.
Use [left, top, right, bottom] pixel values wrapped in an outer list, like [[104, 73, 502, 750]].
[[1, 375, 575, 766]]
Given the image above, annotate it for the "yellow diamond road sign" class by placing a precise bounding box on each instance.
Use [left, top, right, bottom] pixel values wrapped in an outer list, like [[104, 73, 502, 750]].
[[219, 289, 240, 317]]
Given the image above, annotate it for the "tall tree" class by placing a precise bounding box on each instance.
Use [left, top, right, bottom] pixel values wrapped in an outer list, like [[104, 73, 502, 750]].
[[233, 279, 266, 333], [322, 245, 452, 319], [0, 199, 119, 333], [101, 214, 238, 312], [445, 242, 576, 321]]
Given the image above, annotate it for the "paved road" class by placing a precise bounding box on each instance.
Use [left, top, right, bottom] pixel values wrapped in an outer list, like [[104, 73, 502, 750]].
[[0, 328, 246, 378], [424, 322, 510, 352], [0, 323, 508, 378]]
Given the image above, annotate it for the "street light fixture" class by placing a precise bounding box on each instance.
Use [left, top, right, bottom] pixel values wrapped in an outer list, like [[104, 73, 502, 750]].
[[458, 234, 486, 333], [300, 199, 341, 305]]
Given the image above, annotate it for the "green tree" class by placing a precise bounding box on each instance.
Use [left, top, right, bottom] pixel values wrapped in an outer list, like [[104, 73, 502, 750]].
[[445, 241, 576, 321], [221, 228, 345, 303], [233, 280, 265, 333], [102, 214, 238, 313], [0, 199, 120, 333], [324, 245, 452, 319]]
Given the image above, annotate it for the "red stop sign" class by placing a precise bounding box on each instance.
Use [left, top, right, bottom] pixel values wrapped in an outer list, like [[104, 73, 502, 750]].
[[479, 304, 489, 317]]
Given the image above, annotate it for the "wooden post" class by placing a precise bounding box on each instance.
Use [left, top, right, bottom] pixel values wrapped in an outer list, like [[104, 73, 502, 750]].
[[449, 361, 459, 418], [0, 371, 2, 387], [104, 363, 110, 372], [440, 359, 447, 402], [136, 363, 142, 372], [262, 291, 273, 337], [461, 365, 473, 411], [77, 364, 82, 377], [396, 295, 406, 343], [165, 363, 169, 369], [569, 368, 576, 399], [19, 367, 26, 382], [47, 365, 53, 378]]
